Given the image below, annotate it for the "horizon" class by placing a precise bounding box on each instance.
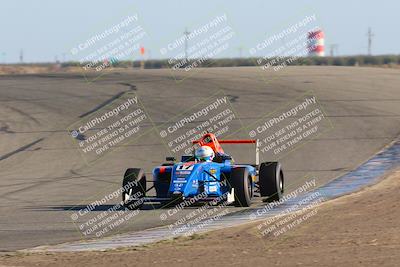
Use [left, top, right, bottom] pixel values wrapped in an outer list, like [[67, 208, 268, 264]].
[[1, 0, 399, 63]]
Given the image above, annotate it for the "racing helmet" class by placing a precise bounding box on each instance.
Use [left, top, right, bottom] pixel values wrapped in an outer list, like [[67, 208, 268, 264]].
[[195, 145, 215, 162]]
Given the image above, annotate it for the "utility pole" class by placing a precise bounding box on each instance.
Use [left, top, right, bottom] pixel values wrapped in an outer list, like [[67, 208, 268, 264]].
[[329, 44, 339, 56], [147, 49, 152, 60], [237, 46, 243, 58], [183, 28, 190, 62], [19, 49, 24, 63], [367, 27, 374, 55]]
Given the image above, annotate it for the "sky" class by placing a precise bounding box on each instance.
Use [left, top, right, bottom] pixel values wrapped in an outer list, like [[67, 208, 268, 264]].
[[1, 0, 398, 63]]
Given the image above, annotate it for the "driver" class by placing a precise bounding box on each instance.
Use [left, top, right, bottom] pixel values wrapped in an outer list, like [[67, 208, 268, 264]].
[[195, 145, 215, 162]]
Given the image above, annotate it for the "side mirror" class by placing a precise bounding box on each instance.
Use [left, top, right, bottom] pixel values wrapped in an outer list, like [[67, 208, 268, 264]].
[[166, 156, 176, 162]]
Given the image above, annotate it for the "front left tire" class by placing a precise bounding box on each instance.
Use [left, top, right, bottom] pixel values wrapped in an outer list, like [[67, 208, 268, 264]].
[[229, 167, 253, 207], [259, 162, 284, 201]]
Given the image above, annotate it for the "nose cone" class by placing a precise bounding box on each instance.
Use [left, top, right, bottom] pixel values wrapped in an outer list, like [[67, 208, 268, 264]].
[[169, 163, 198, 197]]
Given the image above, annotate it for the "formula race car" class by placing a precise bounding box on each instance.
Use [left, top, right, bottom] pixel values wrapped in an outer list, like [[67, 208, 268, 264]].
[[122, 133, 284, 209]]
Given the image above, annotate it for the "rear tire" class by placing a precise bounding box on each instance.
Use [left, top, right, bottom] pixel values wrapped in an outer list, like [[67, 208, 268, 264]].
[[122, 168, 146, 210], [259, 162, 284, 201], [230, 168, 252, 207]]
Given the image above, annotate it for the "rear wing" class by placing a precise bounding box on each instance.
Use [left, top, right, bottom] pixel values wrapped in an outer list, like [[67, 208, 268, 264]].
[[192, 139, 260, 167]]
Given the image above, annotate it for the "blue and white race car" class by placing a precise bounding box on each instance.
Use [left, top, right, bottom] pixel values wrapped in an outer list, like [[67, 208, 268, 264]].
[[122, 133, 284, 209]]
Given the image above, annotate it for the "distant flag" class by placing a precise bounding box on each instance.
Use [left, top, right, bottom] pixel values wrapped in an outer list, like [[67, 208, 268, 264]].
[[140, 46, 145, 56]]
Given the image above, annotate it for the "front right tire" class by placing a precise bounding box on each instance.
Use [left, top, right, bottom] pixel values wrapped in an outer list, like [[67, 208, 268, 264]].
[[122, 168, 146, 210]]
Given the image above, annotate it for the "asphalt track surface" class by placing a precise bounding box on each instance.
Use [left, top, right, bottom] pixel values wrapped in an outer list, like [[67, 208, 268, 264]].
[[1, 66, 400, 251]]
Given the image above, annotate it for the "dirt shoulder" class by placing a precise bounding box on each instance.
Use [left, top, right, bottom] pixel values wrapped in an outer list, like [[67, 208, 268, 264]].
[[1, 170, 400, 267]]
